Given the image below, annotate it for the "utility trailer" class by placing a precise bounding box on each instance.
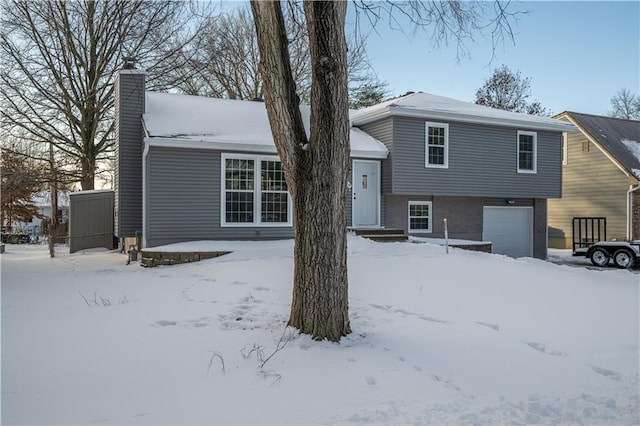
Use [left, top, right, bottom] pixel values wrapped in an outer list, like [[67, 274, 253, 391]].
[[571, 217, 638, 268], [574, 241, 640, 268]]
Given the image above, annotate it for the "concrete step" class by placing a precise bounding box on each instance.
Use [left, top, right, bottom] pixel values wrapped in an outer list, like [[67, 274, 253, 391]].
[[361, 234, 408, 243], [352, 228, 408, 242], [352, 228, 406, 236]]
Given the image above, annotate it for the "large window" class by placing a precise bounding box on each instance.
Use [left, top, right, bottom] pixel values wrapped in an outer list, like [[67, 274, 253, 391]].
[[408, 201, 432, 233], [517, 131, 537, 173], [260, 160, 288, 223], [222, 155, 291, 226], [425, 122, 449, 168]]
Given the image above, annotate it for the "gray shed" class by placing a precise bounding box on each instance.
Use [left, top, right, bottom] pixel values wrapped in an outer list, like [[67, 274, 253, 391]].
[[69, 190, 115, 253]]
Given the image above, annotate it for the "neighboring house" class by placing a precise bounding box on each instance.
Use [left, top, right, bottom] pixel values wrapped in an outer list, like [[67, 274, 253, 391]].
[[548, 112, 640, 248], [6, 190, 70, 237], [114, 69, 575, 259]]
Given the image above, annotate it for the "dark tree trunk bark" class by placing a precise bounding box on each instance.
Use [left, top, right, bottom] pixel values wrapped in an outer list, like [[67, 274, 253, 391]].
[[251, 0, 351, 341], [80, 158, 95, 190], [48, 142, 57, 258]]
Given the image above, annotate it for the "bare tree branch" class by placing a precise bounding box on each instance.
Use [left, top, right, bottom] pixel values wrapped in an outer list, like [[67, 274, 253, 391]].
[[351, 0, 527, 63], [0, 0, 212, 189], [609, 88, 640, 120]]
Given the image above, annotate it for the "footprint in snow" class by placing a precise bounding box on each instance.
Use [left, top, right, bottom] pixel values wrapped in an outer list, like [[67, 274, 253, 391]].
[[475, 321, 500, 331], [589, 365, 622, 381], [525, 342, 565, 356], [132, 412, 151, 418], [365, 376, 377, 386], [419, 315, 450, 324], [153, 320, 177, 327]]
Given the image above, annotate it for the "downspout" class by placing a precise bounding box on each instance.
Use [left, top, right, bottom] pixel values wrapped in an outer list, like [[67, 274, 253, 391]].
[[628, 184, 640, 240], [142, 140, 149, 249]]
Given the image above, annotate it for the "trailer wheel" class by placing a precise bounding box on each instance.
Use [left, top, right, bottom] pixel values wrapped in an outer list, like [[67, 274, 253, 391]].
[[613, 249, 635, 269], [589, 248, 610, 267]]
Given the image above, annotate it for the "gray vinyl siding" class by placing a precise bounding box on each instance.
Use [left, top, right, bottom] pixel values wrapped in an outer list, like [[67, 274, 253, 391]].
[[358, 119, 393, 195], [389, 117, 562, 198], [69, 191, 115, 253], [145, 147, 293, 248], [114, 71, 145, 238]]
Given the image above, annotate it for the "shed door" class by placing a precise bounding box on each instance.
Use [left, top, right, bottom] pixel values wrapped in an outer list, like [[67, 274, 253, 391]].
[[352, 160, 379, 227], [483, 207, 533, 258]]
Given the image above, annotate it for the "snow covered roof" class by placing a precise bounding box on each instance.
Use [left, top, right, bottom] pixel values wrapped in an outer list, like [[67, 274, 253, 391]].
[[143, 92, 388, 159], [557, 112, 640, 180], [350, 92, 577, 132], [31, 190, 70, 208]]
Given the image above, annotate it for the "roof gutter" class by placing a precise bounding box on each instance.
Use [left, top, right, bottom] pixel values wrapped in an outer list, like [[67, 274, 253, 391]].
[[146, 137, 277, 154], [628, 184, 640, 240], [352, 107, 577, 133], [141, 141, 149, 249], [144, 137, 388, 159]]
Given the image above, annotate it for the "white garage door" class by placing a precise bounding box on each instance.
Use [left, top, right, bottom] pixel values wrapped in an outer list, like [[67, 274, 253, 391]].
[[483, 207, 534, 258]]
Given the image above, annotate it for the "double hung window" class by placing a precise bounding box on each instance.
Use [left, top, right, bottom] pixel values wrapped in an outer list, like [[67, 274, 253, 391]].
[[517, 131, 537, 173], [425, 122, 449, 168], [223, 155, 291, 226], [408, 201, 432, 233]]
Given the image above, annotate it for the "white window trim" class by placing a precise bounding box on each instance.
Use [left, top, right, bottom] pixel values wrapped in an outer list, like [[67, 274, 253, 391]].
[[425, 122, 449, 169], [517, 130, 537, 174], [221, 153, 293, 227], [408, 201, 433, 233], [562, 132, 568, 166]]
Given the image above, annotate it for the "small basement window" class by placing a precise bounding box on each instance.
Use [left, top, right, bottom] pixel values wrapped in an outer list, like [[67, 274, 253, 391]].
[[408, 201, 432, 233]]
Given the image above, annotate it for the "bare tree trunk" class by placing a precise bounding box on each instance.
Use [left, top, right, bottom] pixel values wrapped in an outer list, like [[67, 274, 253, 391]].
[[48, 142, 57, 258], [251, 0, 351, 342], [81, 158, 95, 191]]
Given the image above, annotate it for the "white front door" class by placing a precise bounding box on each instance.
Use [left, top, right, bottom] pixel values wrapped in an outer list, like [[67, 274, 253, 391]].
[[352, 160, 379, 227]]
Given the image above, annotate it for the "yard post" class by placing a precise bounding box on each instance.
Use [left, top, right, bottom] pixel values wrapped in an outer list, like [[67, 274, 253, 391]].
[[444, 218, 449, 254]]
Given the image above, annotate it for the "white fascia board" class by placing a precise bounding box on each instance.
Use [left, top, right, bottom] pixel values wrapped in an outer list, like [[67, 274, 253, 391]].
[[145, 137, 278, 154], [145, 137, 388, 159], [69, 189, 113, 196], [351, 149, 388, 159], [350, 108, 390, 126], [352, 106, 577, 133]]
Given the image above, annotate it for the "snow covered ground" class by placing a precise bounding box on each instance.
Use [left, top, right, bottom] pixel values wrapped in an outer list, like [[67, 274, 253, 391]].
[[2, 237, 638, 425]]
